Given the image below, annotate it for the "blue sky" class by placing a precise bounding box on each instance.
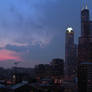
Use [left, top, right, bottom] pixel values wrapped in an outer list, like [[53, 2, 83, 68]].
[[0, 0, 92, 68]]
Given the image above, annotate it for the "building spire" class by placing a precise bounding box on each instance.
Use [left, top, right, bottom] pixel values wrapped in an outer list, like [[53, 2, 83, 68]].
[[85, 0, 88, 9], [81, 0, 85, 11], [81, 0, 88, 10]]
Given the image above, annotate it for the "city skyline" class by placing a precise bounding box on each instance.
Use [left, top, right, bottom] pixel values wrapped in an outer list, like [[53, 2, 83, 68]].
[[0, 0, 92, 68]]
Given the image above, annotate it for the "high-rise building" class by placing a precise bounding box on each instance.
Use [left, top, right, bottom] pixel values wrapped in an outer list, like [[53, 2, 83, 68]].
[[50, 58, 64, 77], [78, 4, 92, 64], [65, 27, 77, 76], [78, 2, 92, 92], [50, 58, 64, 85]]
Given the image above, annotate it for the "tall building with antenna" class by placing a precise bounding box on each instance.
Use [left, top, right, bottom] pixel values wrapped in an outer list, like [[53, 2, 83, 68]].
[[78, 0, 92, 64], [78, 1, 92, 92]]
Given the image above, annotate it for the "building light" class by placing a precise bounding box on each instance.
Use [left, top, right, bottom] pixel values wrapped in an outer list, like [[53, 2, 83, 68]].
[[67, 27, 73, 33]]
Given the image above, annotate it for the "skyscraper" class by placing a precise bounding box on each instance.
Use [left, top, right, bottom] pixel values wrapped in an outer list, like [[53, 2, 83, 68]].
[[65, 27, 77, 76], [78, 4, 92, 64], [78, 2, 92, 92]]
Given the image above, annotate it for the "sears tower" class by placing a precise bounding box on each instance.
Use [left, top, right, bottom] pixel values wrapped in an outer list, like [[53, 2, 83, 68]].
[[78, 3, 92, 63], [78, 1, 92, 92]]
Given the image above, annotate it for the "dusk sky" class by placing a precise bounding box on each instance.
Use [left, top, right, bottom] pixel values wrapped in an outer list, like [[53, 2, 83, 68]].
[[0, 0, 92, 68]]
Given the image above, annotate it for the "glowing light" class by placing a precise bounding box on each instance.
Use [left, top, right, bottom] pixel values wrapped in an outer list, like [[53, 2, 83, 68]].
[[67, 27, 73, 33], [13, 75, 16, 79]]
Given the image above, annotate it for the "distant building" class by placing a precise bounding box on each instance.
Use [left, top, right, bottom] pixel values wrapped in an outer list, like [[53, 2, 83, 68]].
[[65, 27, 77, 76], [78, 3, 92, 92], [35, 64, 51, 79], [50, 58, 64, 78], [35, 58, 64, 84], [49, 58, 64, 85]]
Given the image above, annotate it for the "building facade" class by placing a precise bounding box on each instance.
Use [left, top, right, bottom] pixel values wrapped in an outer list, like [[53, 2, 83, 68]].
[[78, 4, 92, 92], [65, 27, 77, 76], [78, 62, 92, 92], [50, 58, 64, 85], [50, 58, 64, 77]]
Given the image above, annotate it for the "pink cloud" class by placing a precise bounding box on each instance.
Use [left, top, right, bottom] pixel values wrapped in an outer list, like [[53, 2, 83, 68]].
[[0, 49, 21, 61]]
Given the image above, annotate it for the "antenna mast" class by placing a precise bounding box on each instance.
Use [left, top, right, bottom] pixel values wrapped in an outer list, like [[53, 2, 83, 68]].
[[85, 0, 88, 9]]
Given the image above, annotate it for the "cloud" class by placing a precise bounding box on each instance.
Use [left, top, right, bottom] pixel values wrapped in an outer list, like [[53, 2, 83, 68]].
[[5, 44, 28, 52], [0, 0, 59, 49], [0, 0, 65, 68], [0, 49, 21, 61]]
